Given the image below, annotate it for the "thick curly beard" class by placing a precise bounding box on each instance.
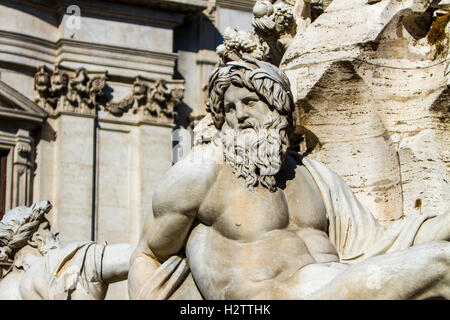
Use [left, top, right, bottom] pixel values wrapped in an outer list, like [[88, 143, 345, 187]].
[[221, 115, 288, 192]]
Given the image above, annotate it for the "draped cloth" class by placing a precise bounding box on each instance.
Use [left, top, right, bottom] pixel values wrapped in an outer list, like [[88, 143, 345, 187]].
[[46, 241, 107, 300], [301, 156, 437, 264]]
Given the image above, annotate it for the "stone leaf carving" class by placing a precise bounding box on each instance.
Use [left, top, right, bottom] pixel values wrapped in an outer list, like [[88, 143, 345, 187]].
[[251, 0, 297, 65], [104, 77, 184, 120], [34, 65, 107, 116], [104, 77, 147, 116], [34, 65, 184, 122], [216, 27, 270, 65]]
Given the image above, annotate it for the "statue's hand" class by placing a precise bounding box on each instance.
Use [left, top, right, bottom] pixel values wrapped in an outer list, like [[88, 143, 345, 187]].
[[134, 255, 190, 300]]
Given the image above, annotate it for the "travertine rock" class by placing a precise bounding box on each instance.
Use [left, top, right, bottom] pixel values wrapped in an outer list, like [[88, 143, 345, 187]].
[[281, 0, 449, 222]]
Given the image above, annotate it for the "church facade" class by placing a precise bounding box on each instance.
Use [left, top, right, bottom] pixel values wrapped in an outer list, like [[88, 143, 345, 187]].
[[0, 0, 255, 244]]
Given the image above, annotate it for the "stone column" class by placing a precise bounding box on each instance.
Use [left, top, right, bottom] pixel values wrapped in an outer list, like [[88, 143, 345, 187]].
[[52, 113, 95, 244]]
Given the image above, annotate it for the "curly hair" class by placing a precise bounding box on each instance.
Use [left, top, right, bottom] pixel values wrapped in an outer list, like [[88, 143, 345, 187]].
[[206, 58, 296, 191], [0, 201, 52, 263], [206, 58, 296, 143]]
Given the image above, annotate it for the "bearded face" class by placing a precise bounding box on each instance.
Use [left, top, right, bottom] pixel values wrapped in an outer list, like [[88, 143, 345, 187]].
[[220, 83, 289, 191]]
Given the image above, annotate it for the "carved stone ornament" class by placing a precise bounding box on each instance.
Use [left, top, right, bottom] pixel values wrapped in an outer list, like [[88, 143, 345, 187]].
[[104, 77, 184, 121], [251, 0, 297, 65], [215, 1, 315, 66], [216, 27, 271, 65], [34, 66, 184, 122], [34, 65, 106, 116], [128, 57, 450, 301]]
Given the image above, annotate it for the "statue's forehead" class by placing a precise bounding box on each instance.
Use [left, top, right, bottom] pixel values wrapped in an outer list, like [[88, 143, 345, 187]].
[[223, 83, 258, 103]]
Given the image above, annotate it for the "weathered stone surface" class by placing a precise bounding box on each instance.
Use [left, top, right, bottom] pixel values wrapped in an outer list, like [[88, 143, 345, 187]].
[[281, 0, 449, 222]]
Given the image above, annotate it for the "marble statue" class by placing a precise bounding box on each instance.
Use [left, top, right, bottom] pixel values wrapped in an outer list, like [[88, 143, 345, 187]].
[[0, 201, 134, 300], [128, 56, 449, 300]]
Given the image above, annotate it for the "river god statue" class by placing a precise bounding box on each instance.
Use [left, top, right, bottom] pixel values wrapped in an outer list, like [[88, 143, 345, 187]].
[[129, 57, 449, 300], [0, 201, 133, 300]]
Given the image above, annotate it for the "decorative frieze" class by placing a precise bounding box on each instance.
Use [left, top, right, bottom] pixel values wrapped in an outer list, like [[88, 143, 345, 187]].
[[34, 66, 184, 122], [104, 77, 184, 122], [34, 65, 107, 116]]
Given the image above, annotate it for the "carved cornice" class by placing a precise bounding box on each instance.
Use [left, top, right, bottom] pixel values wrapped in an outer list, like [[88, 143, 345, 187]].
[[0, 31, 177, 79], [216, 0, 255, 11]]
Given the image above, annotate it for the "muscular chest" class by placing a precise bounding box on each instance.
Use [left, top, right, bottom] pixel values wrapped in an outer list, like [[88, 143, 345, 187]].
[[198, 166, 290, 240], [197, 160, 329, 238]]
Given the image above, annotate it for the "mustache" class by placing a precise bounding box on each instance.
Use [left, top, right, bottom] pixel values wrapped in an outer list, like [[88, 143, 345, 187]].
[[238, 118, 259, 130]]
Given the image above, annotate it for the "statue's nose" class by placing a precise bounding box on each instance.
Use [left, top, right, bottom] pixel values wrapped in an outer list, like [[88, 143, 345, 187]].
[[236, 105, 248, 122]]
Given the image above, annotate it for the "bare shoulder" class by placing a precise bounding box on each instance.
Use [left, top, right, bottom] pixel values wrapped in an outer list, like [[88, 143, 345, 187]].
[[153, 143, 221, 216], [278, 150, 328, 231]]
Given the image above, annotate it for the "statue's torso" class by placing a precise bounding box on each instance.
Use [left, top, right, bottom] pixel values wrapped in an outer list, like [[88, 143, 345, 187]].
[[186, 153, 340, 299]]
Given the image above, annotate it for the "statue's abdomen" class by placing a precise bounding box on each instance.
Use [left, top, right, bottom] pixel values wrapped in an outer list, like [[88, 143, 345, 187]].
[[186, 223, 316, 299]]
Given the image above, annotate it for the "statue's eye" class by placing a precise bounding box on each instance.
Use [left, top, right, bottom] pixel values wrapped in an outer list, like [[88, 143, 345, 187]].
[[242, 97, 258, 106], [224, 103, 235, 112]]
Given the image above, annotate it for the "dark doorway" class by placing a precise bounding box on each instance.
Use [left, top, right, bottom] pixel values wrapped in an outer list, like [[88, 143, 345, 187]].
[[0, 150, 8, 219]]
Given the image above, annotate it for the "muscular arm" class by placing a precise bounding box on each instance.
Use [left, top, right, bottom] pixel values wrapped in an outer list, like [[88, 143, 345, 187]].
[[128, 146, 218, 298], [143, 150, 217, 261], [101, 243, 135, 283]]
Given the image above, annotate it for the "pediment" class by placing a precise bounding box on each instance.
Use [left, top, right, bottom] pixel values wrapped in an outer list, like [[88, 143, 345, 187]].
[[0, 80, 47, 125]]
